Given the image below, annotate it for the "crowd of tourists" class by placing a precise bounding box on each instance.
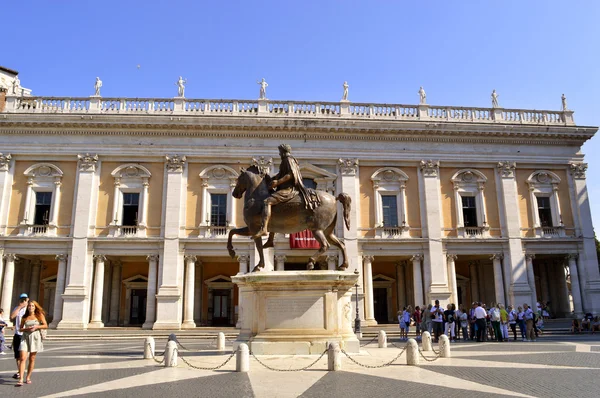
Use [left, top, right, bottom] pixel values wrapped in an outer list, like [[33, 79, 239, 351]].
[[398, 300, 551, 343]]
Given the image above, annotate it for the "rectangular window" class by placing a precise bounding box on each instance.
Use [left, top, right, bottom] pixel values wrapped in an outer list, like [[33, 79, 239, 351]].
[[303, 178, 317, 190], [461, 196, 478, 227], [210, 193, 227, 227], [122, 192, 140, 226], [34, 191, 52, 225], [537, 196, 553, 227], [381, 195, 398, 227]]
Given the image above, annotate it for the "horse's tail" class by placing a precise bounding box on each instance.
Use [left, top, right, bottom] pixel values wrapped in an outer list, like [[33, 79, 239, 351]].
[[336, 193, 351, 230]]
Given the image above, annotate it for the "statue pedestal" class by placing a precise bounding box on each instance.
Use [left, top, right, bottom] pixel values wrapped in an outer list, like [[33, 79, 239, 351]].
[[232, 271, 360, 355]]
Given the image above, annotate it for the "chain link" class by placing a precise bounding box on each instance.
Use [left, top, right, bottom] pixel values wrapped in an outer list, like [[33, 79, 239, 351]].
[[250, 349, 328, 372], [360, 335, 379, 347], [176, 347, 239, 370], [417, 347, 442, 362], [340, 346, 406, 368], [175, 338, 217, 352], [146, 343, 166, 365]]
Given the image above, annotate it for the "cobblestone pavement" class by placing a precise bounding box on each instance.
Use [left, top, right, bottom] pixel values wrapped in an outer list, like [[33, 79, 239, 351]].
[[0, 336, 599, 397]]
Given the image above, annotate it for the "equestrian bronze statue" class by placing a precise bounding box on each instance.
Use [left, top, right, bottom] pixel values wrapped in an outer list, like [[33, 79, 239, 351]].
[[227, 144, 351, 272]]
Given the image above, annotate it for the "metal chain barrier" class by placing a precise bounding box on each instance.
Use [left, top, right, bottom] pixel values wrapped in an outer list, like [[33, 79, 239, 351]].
[[250, 349, 328, 372], [175, 338, 217, 352], [360, 335, 379, 347], [177, 347, 239, 371], [146, 343, 166, 365], [417, 347, 442, 362], [340, 346, 407, 369]]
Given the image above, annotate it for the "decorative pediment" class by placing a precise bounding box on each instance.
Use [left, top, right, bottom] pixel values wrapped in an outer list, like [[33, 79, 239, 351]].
[[372, 273, 395, 282], [24, 163, 63, 178], [122, 274, 148, 284], [526, 170, 561, 187], [300, 163, 337, 192], [200, 165, 239, 181], [111, 164, 152, 179], [205, 275, 232, 284], [371, 167, 409, 188], [451, 169, 487, 190]]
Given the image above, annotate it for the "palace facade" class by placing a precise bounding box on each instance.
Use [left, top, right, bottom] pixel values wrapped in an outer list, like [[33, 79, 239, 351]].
[[0, 72, 599, 329]]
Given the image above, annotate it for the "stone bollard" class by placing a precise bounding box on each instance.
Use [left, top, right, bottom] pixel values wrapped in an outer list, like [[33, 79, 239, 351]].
[[217, 332, 226, 351], [378, 330, 387, 348], [422, 331, 432, 351], [327, 342, 342, 371], [168, 333, 177, 342], [164, 340, 178, 367], [439, 335, 451, 358], [406, 338, 419, 366], [143, 336, 155, 359], [236, 343, 249, 372]]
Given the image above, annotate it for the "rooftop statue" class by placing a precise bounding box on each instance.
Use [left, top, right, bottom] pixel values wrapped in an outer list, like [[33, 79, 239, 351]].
[[561, 93, 568, 111], [491, 89, 499, 108], [94, 77, 102, 96], [418, 86, 426, 104], [342, 81, 349, 101], [227, 144, 351, 272], [257, 78, 268, 99], [176, 76, 187, 97]]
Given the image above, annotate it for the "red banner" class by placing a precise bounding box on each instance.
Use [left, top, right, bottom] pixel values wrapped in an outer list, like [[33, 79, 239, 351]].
[[289, 229, 320, 249]]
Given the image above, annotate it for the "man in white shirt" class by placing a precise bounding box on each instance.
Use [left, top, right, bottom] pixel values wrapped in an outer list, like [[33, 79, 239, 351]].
[[524, 303, 536, 342], [430, 299, 445, 342], [10, 293, 29, 380], [474, 302, 487, 342]]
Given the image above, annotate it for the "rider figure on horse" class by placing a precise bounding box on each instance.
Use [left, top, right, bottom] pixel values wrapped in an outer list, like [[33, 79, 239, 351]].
[[252, 144, 320, 239]]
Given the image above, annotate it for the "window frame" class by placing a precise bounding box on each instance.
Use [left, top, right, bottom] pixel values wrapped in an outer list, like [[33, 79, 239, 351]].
[[526, 170, 564, 237], [450, 169, 489, 238], [20, 163, 63, 237], [109, 164, 151, 237], [371, 167, 409, 238], [198, 165, 239, 238]]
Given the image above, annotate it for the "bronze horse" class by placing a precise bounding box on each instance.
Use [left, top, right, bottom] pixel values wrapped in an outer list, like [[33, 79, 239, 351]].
[[227, 165, 351, 272]]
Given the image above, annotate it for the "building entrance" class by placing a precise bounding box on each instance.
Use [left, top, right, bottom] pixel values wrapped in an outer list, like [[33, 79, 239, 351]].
[[129, 289, 147, 325], [212, 289, 231, 326], [374, 287, 389, 324]]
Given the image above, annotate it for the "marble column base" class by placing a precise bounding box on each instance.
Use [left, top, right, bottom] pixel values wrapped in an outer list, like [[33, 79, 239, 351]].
[[181, 321, 196, 329], [87, 321, 104, 329]]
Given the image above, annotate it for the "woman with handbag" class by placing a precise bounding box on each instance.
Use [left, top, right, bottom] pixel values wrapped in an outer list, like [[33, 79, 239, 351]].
[[16, 300, 47, 387]]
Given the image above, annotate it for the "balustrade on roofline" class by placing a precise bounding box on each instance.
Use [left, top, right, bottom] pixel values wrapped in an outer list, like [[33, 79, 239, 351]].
[[3, 96, 574, 125]]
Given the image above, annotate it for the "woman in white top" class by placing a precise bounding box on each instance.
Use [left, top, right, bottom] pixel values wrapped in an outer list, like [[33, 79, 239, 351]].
[[402, 306, 412, 340]]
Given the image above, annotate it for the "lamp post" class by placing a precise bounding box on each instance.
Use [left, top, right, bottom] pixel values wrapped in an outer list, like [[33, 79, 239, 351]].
[[354, 270, 361, 336]]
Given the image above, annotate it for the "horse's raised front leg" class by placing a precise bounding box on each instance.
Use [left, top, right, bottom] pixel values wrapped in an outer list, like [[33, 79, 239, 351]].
[[227, 227, 251, 258], [252, 237, 265, 272], [307, 229, 330, 270]]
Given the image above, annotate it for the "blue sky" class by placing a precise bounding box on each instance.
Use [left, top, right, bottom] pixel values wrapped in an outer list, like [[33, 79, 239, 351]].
[[4, 1, 600, 226]]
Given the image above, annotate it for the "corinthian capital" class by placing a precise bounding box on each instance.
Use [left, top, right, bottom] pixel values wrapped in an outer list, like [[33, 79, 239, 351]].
[[251, 156, 273, 176], [338, 158, 359, 175], [165, 154, 187, 172], [0, 153, 12, 171], [569, 162, 587, 179], [78, 153, 99, 172], [419, 160, 440, 177], [496, 161, 516, 178]]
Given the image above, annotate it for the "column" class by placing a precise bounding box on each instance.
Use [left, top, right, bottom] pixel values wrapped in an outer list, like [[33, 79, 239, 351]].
[[0, 253, 17, 326], [182, 255, 196, 329], [446, 254, 458, 304], [490, 254, 506, 306], [495, 162, 531, 306], [58, 154, 99, 329], [469, 261, 480, 303], [363, 255, 376, 325], [48, 180, 61, 236], [0, 153, 14, 236], [142, 255, 159, 329], [194, 261, 203, 324], [411, 255, 424, 307], [326, 255, 338, 271], [566, 254, 583, 316], [235, 256, 247, 328], [396, 261, 406, 308], [538, 263, 550, 303], [89, 255, 106, 328], [0, 254, 4, 299], [569, 163, 600, 313], [525, 254, 537, 307], [107, 261, 122, 326], [49, 254, 67, 328], [154, 155, 186, 329], [275, 254, 286, 271], [556, 262, 571, 315], [29, 259, 42, 301], [101, 259, 112, 324], [418, 160, 449, 304]]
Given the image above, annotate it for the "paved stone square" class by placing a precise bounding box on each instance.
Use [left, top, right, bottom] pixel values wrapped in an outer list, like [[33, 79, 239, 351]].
[[1, 335, 599, 397]]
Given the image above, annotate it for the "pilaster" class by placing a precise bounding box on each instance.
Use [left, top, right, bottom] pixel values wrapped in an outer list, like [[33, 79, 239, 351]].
[[495, 161, 531, 306], [0, 153, 14, 236], [154, 155, 186, 329], [88, 254, 106, 328], [58, 154, 99, 329], [418, 160, 449, 304], [182, 254, 196, 329], [0, 253, 17, 326], [490, 254, 506, 306], [362, 255, 377, 326], [50, 254, 68, 328]]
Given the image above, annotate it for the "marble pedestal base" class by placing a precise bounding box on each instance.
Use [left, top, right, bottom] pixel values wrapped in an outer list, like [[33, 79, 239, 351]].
[[232, 271, 360, 355]]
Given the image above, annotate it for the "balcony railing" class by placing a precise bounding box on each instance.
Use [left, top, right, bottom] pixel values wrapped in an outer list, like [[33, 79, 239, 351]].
[[2, 95, 575, 126], [29, 225, 48, 235], [542, 226, 561, 237], [120, 226, 138, 237], [464, 227, 485, 237]]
